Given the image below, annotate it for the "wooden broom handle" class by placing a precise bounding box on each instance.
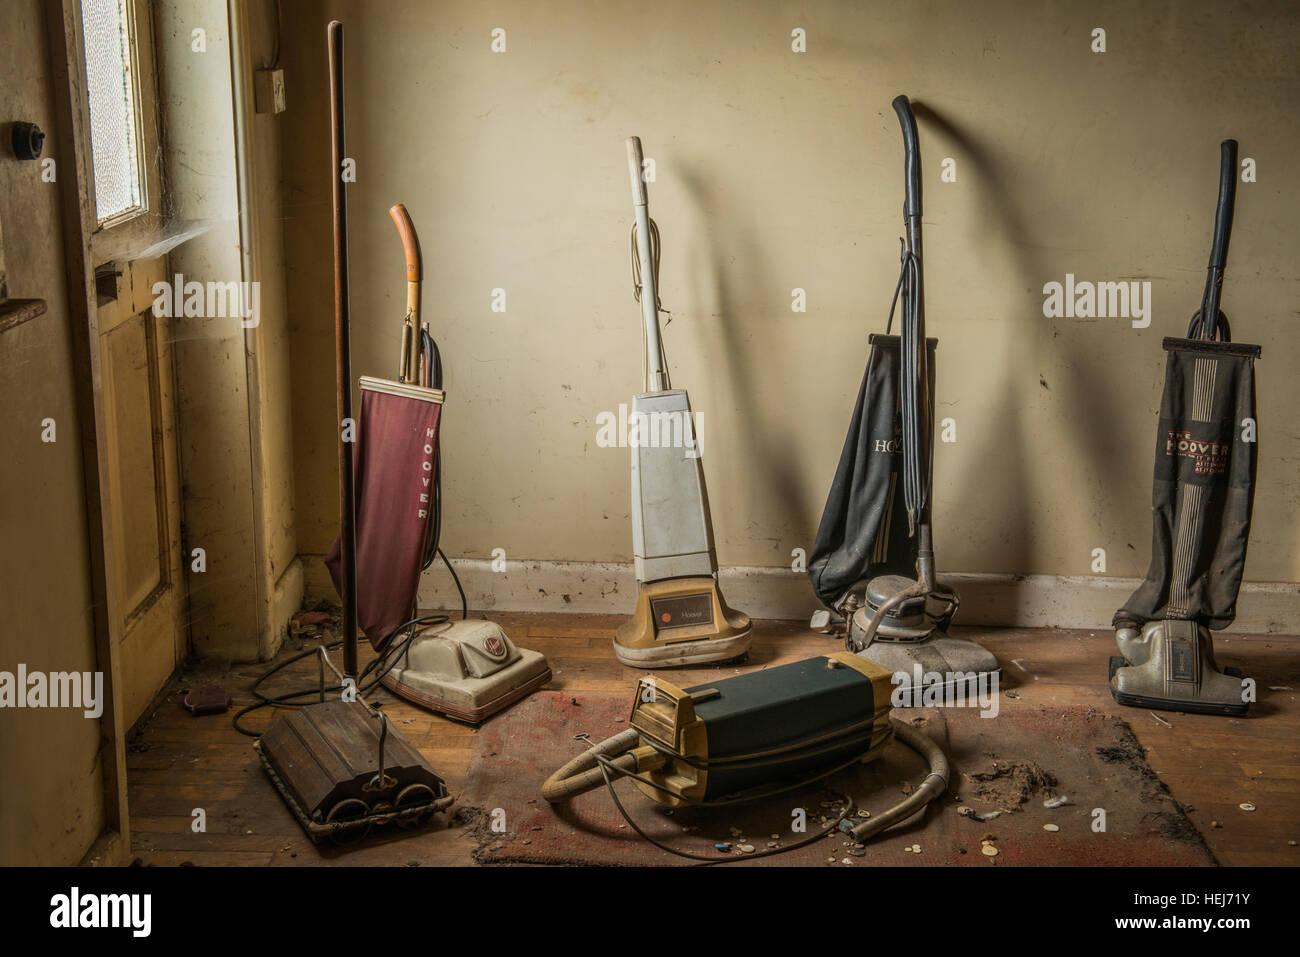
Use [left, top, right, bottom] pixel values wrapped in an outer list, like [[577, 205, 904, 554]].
[[328, 18, 358, 680]]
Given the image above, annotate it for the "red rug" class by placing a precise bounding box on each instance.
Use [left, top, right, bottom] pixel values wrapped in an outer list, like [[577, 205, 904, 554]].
[[458, 691, 1216, 866]]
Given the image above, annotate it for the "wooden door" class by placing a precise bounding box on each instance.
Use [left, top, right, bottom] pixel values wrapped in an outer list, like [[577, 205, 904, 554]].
[[94, 256, 186, 725]]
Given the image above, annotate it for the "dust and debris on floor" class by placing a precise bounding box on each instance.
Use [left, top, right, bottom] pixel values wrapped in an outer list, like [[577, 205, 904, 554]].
[[967, 758, 1057, 809]]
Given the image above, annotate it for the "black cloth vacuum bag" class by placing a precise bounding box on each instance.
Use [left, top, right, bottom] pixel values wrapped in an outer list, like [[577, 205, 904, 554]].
[[1114, 337, 1260, 632], [809, 334, 936, 610]]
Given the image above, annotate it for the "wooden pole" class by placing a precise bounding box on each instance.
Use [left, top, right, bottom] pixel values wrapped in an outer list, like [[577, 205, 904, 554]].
[[328, 20, 358, 679]]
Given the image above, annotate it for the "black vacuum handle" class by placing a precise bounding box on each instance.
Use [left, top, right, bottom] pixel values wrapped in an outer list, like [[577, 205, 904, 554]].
[[893, 95, 922, 222], [1197, 139, 1237, 340], [1209, 139, 1238, 273]]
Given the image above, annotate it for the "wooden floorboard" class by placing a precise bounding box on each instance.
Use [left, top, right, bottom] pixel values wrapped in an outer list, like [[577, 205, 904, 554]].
[[126, 613, 1300, 867]]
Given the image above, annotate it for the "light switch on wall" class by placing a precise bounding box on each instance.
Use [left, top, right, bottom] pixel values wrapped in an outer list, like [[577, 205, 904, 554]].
[[253, 68, 286, 114]]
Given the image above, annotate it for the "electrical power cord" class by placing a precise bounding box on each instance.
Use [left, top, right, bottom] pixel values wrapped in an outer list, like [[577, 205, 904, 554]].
[[630, 217, 671, 392], [233, 329, 468, 737], [544, 715, 949, 864], [593, 753, 855, 865], [232, 610, 451, 737]]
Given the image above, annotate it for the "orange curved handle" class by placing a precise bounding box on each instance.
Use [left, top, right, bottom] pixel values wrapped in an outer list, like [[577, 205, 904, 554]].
[[388, 203, 422, 283]]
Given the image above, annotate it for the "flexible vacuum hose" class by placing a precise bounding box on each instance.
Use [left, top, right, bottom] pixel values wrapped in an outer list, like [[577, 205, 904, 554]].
[[840, 716, 949, 841], [541, 728, 647, 803], [542, 716, 949, 845]]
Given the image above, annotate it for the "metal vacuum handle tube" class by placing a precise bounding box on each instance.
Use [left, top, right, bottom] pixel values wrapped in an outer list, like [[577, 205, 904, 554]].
[[892, 94, 935, 592], [1195, 139, 1238, 342], [626, 136, 668, 392], [854, 96, 936, 652]]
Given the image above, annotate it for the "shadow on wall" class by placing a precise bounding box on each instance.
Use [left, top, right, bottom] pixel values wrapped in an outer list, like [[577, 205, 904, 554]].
[[909, 100, 1036, 574], [675, 162, 819, 553], [912, 99, 1133, 577]]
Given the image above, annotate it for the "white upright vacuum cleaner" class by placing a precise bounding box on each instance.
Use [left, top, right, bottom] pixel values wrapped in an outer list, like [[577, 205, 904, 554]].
[[612, 136, 752, 667]]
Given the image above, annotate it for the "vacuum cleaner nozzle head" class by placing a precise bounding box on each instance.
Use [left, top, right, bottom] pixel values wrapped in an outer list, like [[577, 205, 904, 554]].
[[381, 619, 552, 723], [847, 575, 1000, 707], [1109, 620, 1249, 716], [613, 575, 752, 667]]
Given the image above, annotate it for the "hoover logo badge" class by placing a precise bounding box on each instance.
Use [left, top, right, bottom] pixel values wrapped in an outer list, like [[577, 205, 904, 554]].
[[483, 634, 506, 657], [651, 593, 714, 633], [873, 423, 903, 454], [417, 426, 437, 519], [1165, 430, 1228, 475]]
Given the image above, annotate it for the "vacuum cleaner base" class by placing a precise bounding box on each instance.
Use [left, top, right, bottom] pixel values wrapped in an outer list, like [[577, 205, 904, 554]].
[[853, 631, 1002, 707], [381, 619, 552, 724], [1109, 620, 1249, 716], [613, 626, 753, 667], [613, 575, 752, 667], [846, 579, 1000, 707]]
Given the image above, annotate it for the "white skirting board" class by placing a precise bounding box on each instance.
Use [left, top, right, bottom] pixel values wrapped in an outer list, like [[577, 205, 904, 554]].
[[299, 555, 1299, 635]]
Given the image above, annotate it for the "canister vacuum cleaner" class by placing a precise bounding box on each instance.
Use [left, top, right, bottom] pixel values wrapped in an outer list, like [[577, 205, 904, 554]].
[[542, 653, 950, 858]]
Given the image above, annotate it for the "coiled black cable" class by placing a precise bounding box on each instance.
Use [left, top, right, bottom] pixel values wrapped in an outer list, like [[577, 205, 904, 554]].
[[231, 611, 451, 737], [592, 753, 857, 865], [233, 329, 468, 736], [888, 232, 926, 537]]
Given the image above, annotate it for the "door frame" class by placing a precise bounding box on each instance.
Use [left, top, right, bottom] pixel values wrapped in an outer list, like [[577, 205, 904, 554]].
[[44, 0, 167, 865]]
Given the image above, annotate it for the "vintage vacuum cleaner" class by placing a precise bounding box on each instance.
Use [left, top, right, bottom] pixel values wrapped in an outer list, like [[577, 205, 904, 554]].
[[343, 200, 551, 723], [808, 96, 998, 702], [1110, 139, 1259, 717], [542, 653, 950, 858], [251, 21, 452, 845], [314, 70, 549, 722], [612, 136, 752, 667]]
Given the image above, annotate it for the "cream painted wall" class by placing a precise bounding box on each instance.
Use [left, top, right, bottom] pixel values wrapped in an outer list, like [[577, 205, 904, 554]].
[[0, 0, 105, 865], [246, 1, 300, 587], [280, 1, 1298, 597], [155, 1, 261, 661], [156, 0, 300, 661]]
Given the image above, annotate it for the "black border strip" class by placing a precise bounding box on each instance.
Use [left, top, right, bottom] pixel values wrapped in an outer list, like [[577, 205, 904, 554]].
[[1163, 337, 1262, 359]]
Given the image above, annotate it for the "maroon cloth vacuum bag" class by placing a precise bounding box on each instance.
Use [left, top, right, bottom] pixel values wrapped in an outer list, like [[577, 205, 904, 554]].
[[326, 380, 443, 649]]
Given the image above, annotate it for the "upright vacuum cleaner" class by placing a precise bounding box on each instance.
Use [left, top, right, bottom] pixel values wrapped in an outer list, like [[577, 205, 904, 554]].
[[809, 97, 998, 700], [337, 201, 552, 723], [1110, 139, 1260, 716], [252, 21, 452, 845], [612, 136, 752, 667], [315, 69, 549, 722]]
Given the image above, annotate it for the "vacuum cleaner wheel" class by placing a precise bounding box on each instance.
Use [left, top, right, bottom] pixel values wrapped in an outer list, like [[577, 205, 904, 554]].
[[325, 798, 373, 846], [1108, 655, 1125, 681]]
